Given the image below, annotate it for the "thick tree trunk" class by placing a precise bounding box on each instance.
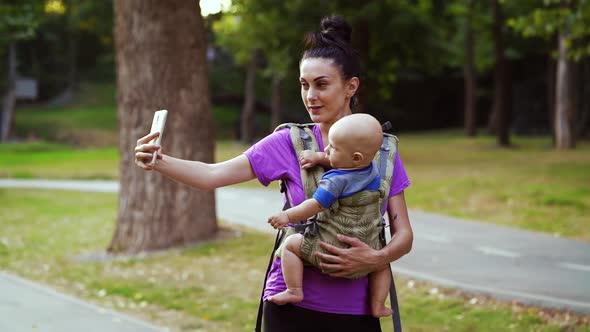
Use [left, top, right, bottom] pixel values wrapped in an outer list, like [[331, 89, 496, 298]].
[[110, 0, 216, 253], [1, 42, 17, 142], [240, 51, 257, 143], [270, 75, 282, 130], [490, 0, 511, 147], [554, 33, 576, 149], [464, 0, 477, 137]]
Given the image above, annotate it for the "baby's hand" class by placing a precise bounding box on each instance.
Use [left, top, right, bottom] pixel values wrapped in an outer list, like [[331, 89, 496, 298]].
[[267, 211, 290, 230], [299, 150, 325, 169]]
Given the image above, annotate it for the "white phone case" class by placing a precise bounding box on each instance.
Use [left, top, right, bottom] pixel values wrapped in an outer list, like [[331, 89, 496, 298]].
[[149, 109, 168, 166]]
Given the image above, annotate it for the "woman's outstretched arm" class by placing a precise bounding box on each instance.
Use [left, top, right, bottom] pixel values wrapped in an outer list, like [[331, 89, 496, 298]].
[[135, 132, 256, 190], [315, 192, 413, 278]]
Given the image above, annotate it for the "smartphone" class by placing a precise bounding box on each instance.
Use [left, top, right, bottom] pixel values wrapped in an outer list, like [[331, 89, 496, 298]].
[[149, 109, 168, 166]]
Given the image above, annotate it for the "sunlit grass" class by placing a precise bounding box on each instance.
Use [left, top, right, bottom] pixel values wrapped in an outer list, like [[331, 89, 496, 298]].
[[1, 189, 587, 332], [399, 132, 590, 241]]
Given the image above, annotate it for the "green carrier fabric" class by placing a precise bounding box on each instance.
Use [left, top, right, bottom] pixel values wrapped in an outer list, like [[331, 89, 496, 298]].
[[253, 122, 403, 332], [273, 123, 398, 279]]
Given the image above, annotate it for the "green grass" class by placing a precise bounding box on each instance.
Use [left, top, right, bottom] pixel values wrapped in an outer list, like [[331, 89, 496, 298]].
[[1, 189, 587, 332], [399, 131, 590, 242], [0, 142, 118, 179]]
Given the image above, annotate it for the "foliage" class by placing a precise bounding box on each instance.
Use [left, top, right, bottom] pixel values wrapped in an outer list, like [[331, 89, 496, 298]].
[[442, 1, 495, 73], [508, 0, 590, 61], [0, 2, 42, 44]]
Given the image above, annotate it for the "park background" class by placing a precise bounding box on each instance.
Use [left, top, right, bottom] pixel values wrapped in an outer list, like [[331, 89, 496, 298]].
[[1, 0, 589, 331]]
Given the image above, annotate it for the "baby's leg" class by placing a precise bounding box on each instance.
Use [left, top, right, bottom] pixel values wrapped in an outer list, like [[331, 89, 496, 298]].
[[369, 267, 393, 318], [268, 233, 304, 305]]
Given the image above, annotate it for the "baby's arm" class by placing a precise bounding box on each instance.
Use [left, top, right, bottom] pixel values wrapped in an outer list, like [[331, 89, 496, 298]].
[[299, 151, 330, 169], [267, 198, 325, 230]]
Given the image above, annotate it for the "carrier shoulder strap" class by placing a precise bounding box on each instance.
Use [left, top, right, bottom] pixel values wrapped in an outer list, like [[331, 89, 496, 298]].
[[275, 123, 324, 199], [377, 132, 403, 332]]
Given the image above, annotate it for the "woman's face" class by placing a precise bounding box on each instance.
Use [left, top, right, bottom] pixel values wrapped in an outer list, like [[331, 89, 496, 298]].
[[299, 57, 358, 125]]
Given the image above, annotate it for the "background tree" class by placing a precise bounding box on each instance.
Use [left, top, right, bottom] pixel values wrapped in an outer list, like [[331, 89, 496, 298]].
[[509, 0, 590, 149], [213, 8, 263, 143], [464, 0, 478, 136], [490, 0, 512, 147], [445, 0, 491, 136], [110, 0, 216, 253], [0, 2, 41, 141]]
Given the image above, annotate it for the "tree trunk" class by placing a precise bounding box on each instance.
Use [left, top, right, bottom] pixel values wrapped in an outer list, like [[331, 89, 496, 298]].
[[1, 42, 17, 142], [110, 0, 216, 254], [270, 75, 282, 130], [554, 33, 576, 149], [352, 17, 370, 113], [464, 0, 477, 137], [490, 0, 511, 147], [547, 52, 556, 145], [66, 0, 78, 92], [577, 59, 590, 138], [240, 51, 257, 143]]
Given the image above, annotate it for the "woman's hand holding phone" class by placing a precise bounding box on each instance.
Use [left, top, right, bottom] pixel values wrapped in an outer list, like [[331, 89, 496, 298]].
[[134, 131, 162, 170], [135, 110, 168, 170]]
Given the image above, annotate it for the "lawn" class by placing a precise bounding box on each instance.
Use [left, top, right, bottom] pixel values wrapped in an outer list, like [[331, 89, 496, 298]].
[[1, 189, 587, 332]]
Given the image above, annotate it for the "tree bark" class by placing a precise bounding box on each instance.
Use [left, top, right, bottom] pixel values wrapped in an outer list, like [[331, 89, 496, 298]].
[[464, 0, 477, 137], [240, 51, 257, 143], [1, 42, 17, 142], [110, 0, 217, 254], [270, 75, 282, 130], [547, 52, 556, 144], [490, 0, 511, 147], [554, 33, 576, 149], [577, 59, 590, 138]]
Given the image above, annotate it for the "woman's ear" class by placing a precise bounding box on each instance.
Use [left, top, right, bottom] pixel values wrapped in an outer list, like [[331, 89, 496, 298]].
[[347, 77, 359, 98]]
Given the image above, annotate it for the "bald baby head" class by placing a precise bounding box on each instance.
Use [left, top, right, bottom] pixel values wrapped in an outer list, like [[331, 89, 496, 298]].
[[327, 113, 383, 169]]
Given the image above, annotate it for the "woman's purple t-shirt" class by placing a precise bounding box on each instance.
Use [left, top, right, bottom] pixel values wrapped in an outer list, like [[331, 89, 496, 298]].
[[244, 124, 410, 315]]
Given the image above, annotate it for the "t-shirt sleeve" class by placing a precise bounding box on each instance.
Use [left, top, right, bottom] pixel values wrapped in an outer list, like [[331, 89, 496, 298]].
[[389, 152, 411, 197], [313, 176, 344, 208], [243, 129, 297, 186]]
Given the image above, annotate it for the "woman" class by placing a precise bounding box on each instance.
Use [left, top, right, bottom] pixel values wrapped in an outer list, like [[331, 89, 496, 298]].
[[134, 15, 413, 332]]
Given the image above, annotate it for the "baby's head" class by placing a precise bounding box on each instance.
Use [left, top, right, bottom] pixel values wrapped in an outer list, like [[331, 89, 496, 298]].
[[325, 113, 383, 169]]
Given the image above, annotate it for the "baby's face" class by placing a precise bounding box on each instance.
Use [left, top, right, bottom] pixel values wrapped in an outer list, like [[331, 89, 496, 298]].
[[324, 133, 356, 169]]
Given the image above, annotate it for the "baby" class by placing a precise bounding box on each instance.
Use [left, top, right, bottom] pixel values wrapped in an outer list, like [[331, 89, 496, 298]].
[[267, 113, 392, 318]]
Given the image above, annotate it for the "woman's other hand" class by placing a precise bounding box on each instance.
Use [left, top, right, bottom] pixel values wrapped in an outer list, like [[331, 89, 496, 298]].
[[299, 151, 326, 169], [134, 132, 162, 170], [316, 234, 386, 278]]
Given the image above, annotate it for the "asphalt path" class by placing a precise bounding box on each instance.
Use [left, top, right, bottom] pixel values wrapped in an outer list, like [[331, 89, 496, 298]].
[[2, 178, 590, 316]]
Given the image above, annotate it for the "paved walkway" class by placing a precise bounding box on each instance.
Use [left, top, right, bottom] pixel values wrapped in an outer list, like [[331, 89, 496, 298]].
[[1, 178, 590, 331], [0, 272, 166, 332]]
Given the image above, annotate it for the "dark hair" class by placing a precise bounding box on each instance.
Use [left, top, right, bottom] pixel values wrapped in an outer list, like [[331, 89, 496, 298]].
[[302, 16, 361, 108]]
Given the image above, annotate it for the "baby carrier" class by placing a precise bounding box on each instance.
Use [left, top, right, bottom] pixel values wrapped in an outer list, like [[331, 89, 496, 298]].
[[254, 122, 403, 332]]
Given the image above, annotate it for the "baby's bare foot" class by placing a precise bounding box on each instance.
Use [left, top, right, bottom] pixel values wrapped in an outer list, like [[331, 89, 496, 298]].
[[371, 304, 393, 318], [268, 288, 304, 305]]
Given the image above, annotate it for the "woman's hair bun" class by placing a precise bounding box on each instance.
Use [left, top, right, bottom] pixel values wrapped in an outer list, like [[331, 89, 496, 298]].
[[320, 16, 352, 44], [304, 15, 353, 50]]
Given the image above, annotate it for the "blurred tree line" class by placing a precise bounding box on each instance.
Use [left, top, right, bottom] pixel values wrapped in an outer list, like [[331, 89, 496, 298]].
[[1, 0, 589, 149], [0, 0, 113, 140]]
